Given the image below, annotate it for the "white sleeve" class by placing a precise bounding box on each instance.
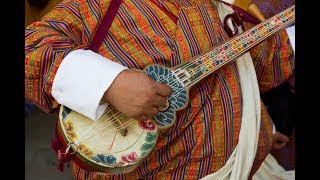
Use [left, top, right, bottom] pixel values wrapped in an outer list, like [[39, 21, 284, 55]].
[[52, 49, 128, 121], [286, 25, 295, 53]]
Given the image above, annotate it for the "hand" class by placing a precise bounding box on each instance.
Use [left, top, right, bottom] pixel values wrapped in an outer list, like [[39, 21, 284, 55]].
[[272, 131, 289, 150], [103, 69, 172, 121]]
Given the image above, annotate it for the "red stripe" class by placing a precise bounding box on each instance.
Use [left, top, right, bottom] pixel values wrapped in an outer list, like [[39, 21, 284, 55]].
[[149, 0, 177, 24], [89, 0, 123, 52]]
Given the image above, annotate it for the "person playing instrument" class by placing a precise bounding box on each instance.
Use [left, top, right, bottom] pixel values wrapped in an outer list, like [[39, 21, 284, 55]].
[[25, 0, 295, 179]]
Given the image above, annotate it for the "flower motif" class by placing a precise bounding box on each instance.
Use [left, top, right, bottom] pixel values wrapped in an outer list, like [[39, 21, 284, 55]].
[[119, 152, 138, 164], [92, 154, 117, 165], [138, 120, 156, 131]]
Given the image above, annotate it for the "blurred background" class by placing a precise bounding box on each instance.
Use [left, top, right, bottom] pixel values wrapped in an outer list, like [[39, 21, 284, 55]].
[[25, 104, 73, 180]]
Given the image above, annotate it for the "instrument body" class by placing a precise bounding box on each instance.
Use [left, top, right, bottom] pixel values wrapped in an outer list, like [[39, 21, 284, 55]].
[[57, 5, 295, 174], [58, 105, 158, 174]]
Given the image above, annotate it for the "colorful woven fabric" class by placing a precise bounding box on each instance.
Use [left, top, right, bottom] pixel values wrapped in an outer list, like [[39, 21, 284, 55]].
[[25, 0, 294, 179], [245, 0, 295, 93], [252, 0, 295, 20]]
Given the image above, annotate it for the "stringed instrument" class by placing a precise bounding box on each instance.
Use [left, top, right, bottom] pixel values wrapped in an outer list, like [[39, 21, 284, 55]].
[[56, 5, 295, 174]]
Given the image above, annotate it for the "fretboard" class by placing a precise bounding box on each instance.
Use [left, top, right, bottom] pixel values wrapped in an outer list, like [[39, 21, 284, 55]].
[[172, 5, 295, 88]]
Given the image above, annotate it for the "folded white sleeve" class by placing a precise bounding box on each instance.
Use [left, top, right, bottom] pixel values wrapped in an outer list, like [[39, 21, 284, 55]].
[[286, 25, 295, 53], [52, 49, 128, 121]]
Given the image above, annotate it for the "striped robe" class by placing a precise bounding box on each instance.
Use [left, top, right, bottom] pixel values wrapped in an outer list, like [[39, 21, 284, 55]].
[[25, 0, 294, 179]]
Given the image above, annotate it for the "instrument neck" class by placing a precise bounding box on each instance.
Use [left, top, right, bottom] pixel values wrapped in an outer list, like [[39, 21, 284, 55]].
[[172, 5, 295, 89]]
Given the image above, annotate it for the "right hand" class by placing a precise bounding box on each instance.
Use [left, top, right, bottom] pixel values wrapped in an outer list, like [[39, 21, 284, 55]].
[[102, 69, 173, 121]]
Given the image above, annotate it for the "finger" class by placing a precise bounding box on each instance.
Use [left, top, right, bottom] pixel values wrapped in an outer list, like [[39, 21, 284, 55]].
[[137, 115, 149, 121], [273, 142, 287, 150], [152, 95, 167, 108], [155, 83, 173, 97], [146, 107, 159, 117], [274, 132, 289, 143]]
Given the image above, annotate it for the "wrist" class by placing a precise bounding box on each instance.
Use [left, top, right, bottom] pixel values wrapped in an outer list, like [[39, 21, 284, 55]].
[[102, 69, 129, 104]]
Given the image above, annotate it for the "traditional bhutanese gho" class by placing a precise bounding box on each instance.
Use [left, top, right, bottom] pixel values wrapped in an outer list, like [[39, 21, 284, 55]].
[[25, 0, 295, 179]]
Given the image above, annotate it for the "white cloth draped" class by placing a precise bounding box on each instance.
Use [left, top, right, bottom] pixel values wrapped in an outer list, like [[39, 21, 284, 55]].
[[201, 1, 295, 179]]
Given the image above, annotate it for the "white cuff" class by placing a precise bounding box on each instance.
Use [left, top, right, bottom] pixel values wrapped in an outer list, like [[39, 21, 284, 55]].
[[286, 25, 295, 53], [52, 49, 128, 120]]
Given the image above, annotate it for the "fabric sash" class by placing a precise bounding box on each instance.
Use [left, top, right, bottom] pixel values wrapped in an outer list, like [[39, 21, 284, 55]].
[[89, 0, 122, 52], [201, 1, 295, 179], [217, 0, 260, 25], [51, 0, 122, 171], [253, 154, 295, 180], [201, 2, 261, 179]]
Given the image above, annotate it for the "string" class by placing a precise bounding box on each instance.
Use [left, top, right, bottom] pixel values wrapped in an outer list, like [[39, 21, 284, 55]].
[[72, 6, 294, 146], [73, 109, 112, 143], [74, 8, 295, 145], [74, 107, 125, 144], [75, 14, 295, 145], [75, 107, 123, 144], [78, 114, 134, 144], [146, 6, 294, 92]]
